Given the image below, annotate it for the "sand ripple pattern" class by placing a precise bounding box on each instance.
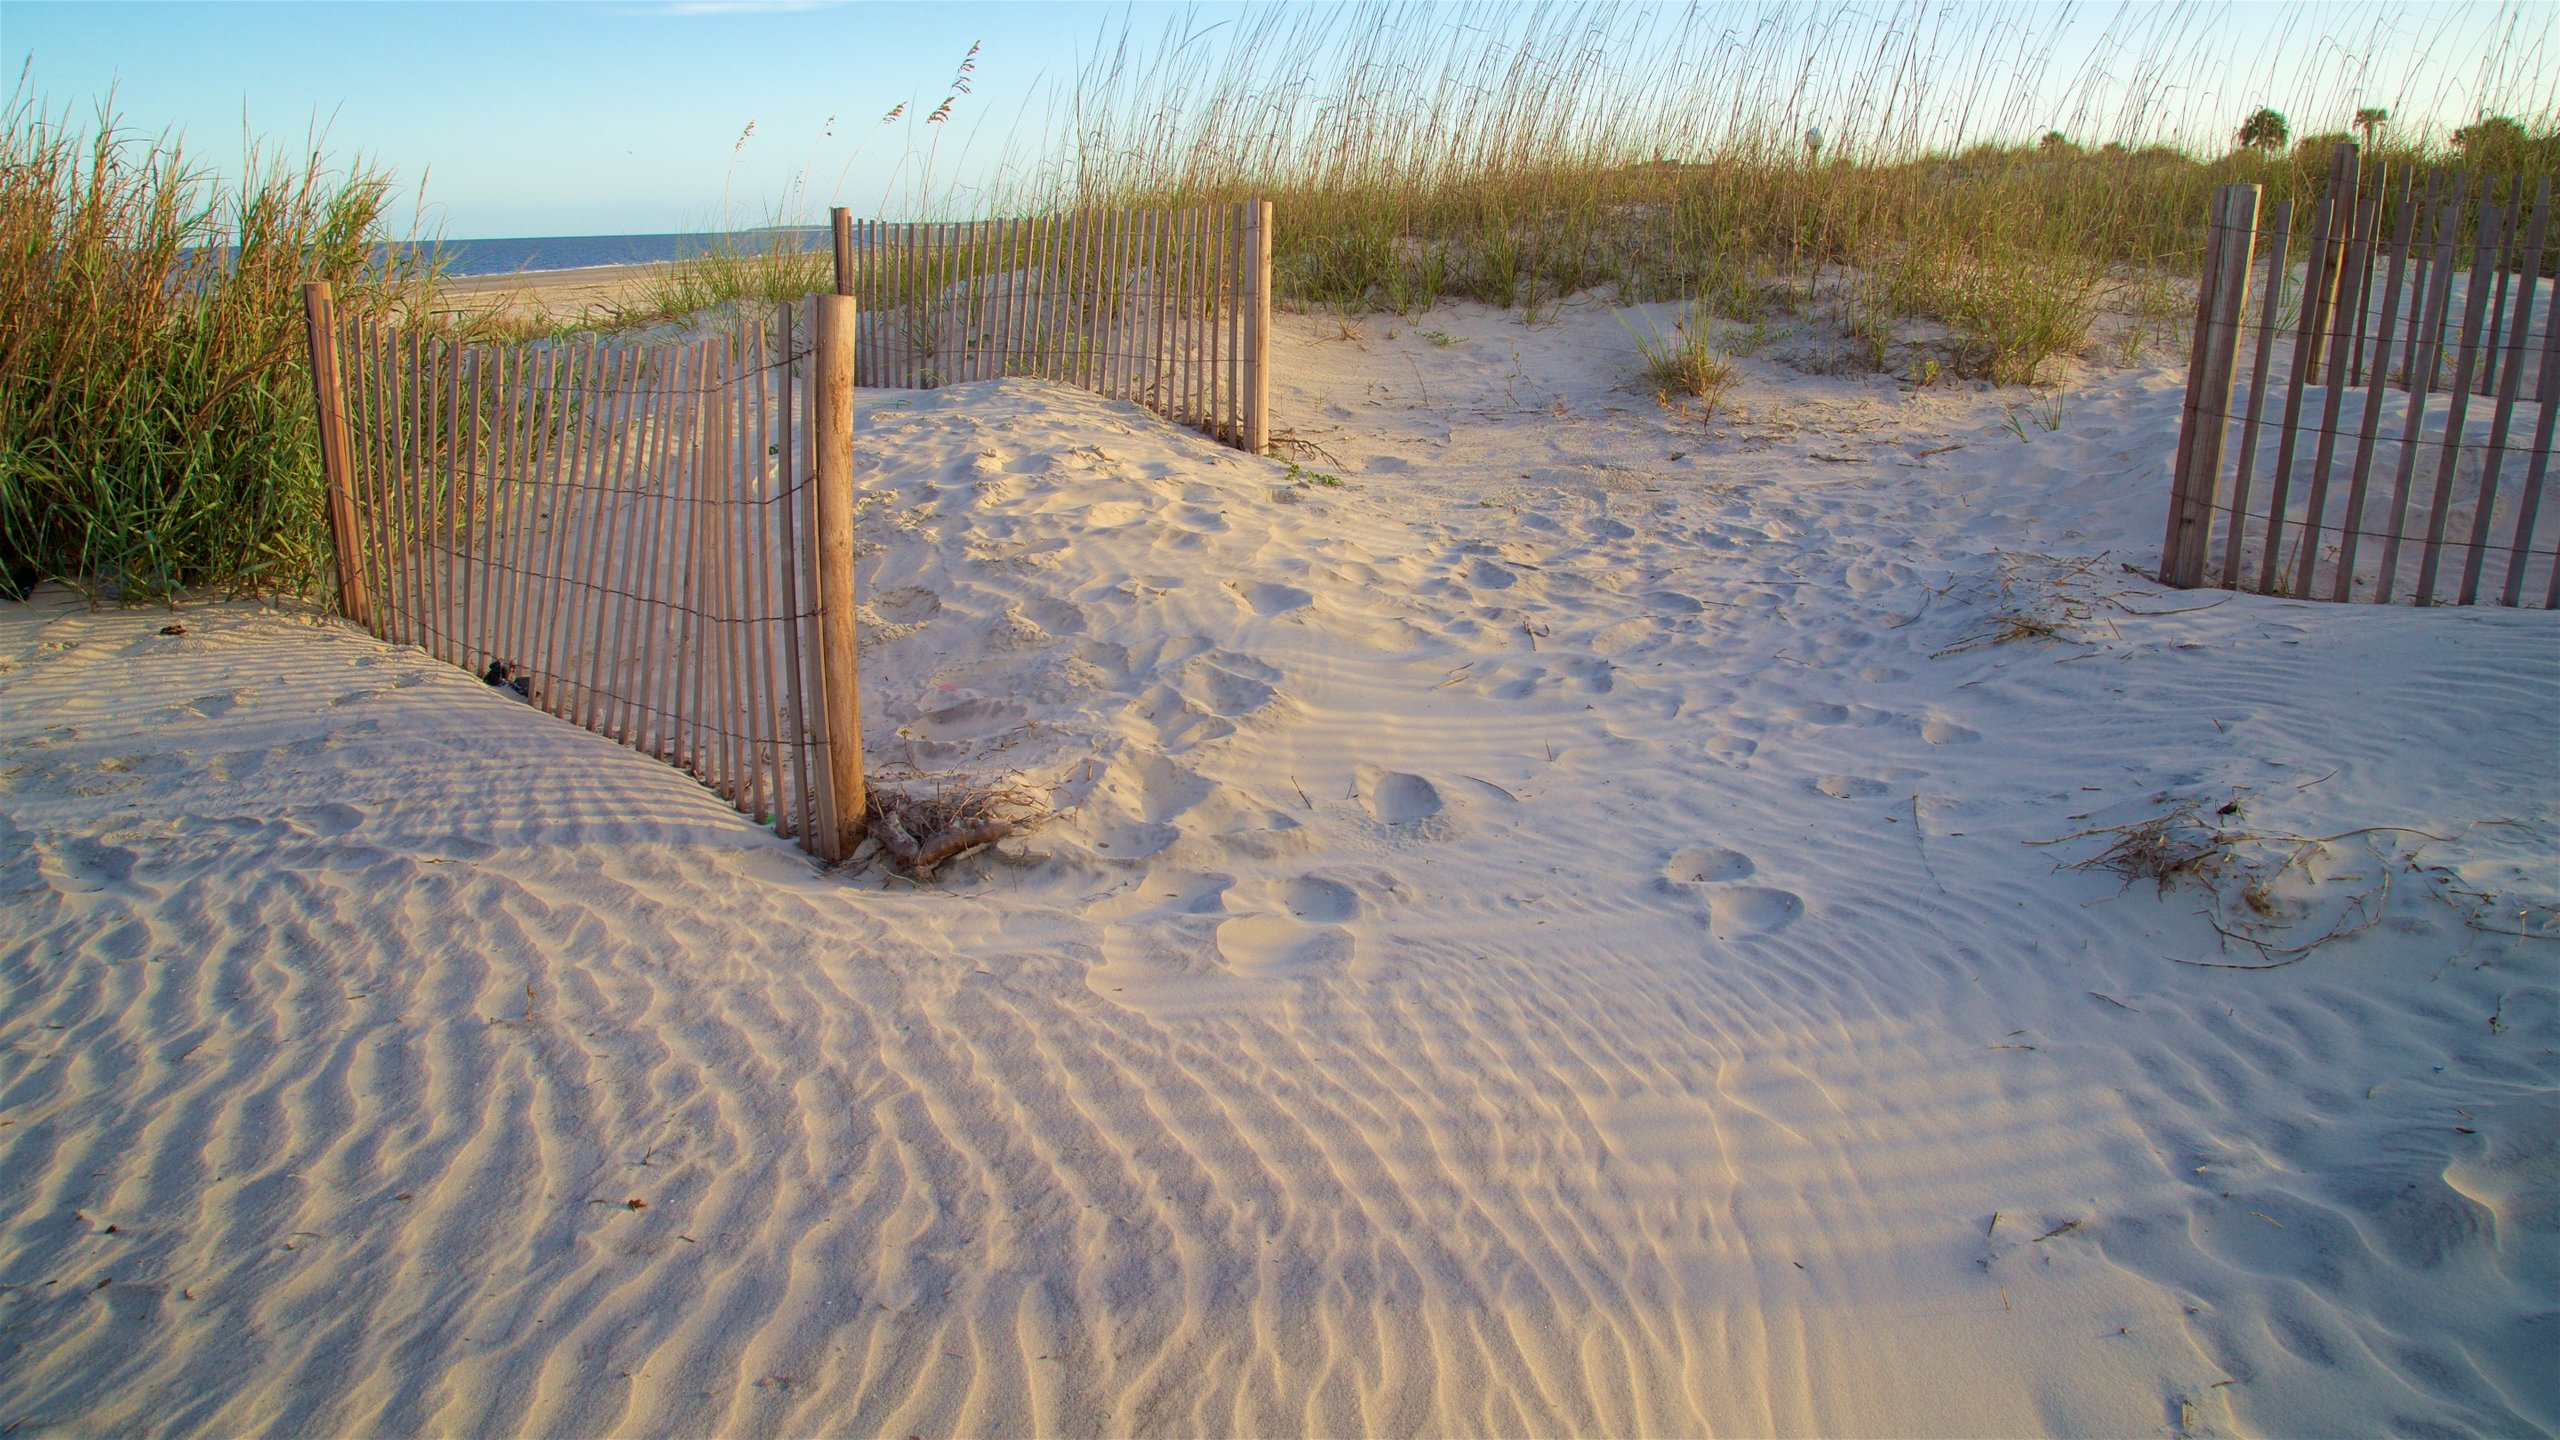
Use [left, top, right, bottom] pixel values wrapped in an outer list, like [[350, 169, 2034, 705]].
[[4, 326, 2555, 1436]]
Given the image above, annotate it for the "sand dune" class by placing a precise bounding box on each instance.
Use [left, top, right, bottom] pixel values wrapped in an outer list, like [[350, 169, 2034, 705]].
[[3, 299, 2554, 1436]]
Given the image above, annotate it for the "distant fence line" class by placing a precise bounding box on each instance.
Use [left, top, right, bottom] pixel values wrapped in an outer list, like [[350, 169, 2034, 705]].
[[830, 200, 1274, 454], [2163, 144, 2557, 607], [302, 284, 869, 860]]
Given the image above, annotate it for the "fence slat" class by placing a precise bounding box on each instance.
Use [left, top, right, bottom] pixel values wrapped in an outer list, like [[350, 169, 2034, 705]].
[[1246, 199, 1273, 456], [460, 349, 486, 675], [2480, 178, 2516, 397], [2347, 160, 2388, 387], [576, 346, 631, 729], [681, 344, 717, 776], [398, 330, 426, 653], [355, 321, 395, 639], [484, 346, 522, 682], [2257, 195, 2335, 593], [747, 313, 785, 825], [775, 301, 816, 840], [2218, 199, 2292, 588], [2502, 235, 2560, 607], [2401, 170, 2443, 388], [2183, 185, 2258, 585], [2412, 196, 2510, 605], [709, 338, 747, 804], [2294, 192, 2381, 597], [2332, 185, 2423, 601], [2304, 141, 2359, 386], [2375, 203, 2465, 602], [2460, 178, 2551, 604], [606, 344, 662, 751]]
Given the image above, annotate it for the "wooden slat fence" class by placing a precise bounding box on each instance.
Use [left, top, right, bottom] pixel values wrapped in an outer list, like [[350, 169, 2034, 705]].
[[301, 285, 868, 860], [830, 200, 1274, 453], [2164, 144, 2558, 606]]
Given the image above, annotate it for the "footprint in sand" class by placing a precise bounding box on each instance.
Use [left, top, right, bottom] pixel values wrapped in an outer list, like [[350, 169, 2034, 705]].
[[909, 695, 1027, 741], [1707, 887, 1804, 938], [1356, 769, 1444, 825], [1240, 582, 1313, 616], [1180, 654, 1283, 719], [1705, 735, 1757, 766], [870, 589, 942, 627], [1920, 718, 1980, 745], [1815, 775, 1891, 799], [1664, 846, 1755, 884], [1281, 875, 1360, 922], [1659, 844, 1803, 937], [1216, 913, 1354, 978]]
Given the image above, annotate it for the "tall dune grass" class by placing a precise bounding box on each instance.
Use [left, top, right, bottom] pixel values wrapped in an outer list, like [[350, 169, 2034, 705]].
[[0, 90, 430, 600], [1001, 2, 2556, 381]]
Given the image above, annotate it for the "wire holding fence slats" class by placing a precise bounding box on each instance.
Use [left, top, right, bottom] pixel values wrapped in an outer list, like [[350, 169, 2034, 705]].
[[833, 200, 1273, 453], [300, 290, 865, 858], [2163, 148, 2560, 609]]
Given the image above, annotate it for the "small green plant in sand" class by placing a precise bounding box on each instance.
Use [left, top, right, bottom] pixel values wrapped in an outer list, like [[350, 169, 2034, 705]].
[[1283, 459, 1345, 488], [1624, 307, 1737, 420]]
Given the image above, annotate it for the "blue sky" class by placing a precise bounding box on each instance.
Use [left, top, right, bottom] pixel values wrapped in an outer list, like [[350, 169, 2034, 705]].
[[4, 1, 2550, 241], [2, 1, 1120, 236]]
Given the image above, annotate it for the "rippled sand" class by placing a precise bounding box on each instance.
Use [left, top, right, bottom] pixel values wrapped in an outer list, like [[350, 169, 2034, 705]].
[[4, 300, 2554, 1436]]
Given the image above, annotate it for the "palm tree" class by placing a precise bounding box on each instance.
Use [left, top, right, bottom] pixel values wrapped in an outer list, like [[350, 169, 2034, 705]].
[[2237, 107, 2289, 153], [2353, 107, 2387, 149]]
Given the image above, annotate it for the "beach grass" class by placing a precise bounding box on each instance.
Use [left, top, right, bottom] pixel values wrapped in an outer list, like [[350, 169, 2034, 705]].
[[600, 229, 833, 332], [0, 88, 433, 600], [1012, 2, 2556, 382]]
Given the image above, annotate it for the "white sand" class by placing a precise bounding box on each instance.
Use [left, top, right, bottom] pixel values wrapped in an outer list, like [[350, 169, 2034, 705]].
[[3, 298, 2555, 1436]]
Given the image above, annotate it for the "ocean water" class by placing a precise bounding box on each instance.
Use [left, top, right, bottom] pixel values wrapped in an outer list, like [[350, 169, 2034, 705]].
[[388, 227, 831, 278]]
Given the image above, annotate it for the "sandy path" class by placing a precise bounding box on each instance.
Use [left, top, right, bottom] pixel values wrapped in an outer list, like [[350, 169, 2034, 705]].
[[3, 300, 2554, 1436]]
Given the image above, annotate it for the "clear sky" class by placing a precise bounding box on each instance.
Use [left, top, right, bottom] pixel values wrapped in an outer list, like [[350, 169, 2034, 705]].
[[4, 1, 2551, 242], [1, 1, 1124, 237]]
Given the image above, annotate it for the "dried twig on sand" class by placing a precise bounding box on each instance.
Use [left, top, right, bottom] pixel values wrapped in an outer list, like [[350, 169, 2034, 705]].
[[1930, 551, 2120, 657], [2033, 801, 2541, 968], [865, 776, 1049, 877]]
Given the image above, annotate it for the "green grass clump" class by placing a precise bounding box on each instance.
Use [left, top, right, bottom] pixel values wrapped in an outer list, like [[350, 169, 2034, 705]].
[[1625, 308, 1737, 414], [603, 229, 832, 332], [0, 88, 429, 599]]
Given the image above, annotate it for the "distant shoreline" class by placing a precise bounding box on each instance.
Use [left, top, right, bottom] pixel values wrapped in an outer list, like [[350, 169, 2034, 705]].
[[437, 259, 690, 295], [389, 226, 829, 281]]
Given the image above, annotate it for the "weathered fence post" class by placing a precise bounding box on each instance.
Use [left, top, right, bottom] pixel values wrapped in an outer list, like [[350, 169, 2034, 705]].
[[1243, 199, 1273, 456], [299, 282, 372, 630], [2303, 141, 2359, 385], [812, 292, 866, 861], [2163, 183, 2261, 587], [831, 206, 854, 297]]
